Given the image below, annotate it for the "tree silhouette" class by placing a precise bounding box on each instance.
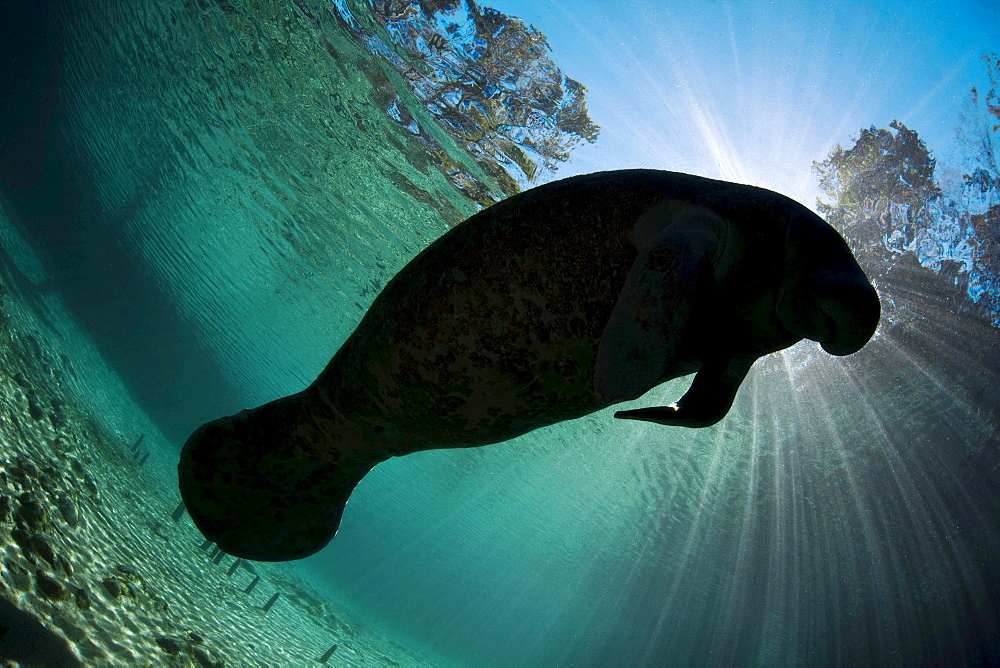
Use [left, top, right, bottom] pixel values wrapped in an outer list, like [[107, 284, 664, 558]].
[[813, 120, 941, 274], [813, 56, 1000, 327], [339, 0, 599, 198], [957, 54, 1000, 321]]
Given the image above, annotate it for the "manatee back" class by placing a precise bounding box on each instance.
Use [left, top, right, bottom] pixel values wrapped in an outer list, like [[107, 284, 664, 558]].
[[319, 170, 804, 442]]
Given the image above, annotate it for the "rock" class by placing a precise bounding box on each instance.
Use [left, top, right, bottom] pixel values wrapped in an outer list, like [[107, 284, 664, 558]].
[[27, 392, 45, 421], [102, 577, 126, 598], [28, 534, 56, 567], [82, 475, 99, 501], [15, 494, 49, 531], [193, 646, 226, 668], [4, 558, 32, 592], [40, 465, 61, 490], [74, 586, 92, 610], [155, 636, 183, 656], [188, 631, 204, 644], [68, 457, 86, 477], [12, 372, 31, 389], [11, 527, 32, 553], [56, 554, 74, 577], [0, 495, 10, 523], [11, 459, 40, 485], [56, 495, 79, 526], [50, 436, 74, 454], [36, 572, 69, 601], [116, 563, 141, 583], [152, 596, 169, 613], [48, 400, 65, 428]]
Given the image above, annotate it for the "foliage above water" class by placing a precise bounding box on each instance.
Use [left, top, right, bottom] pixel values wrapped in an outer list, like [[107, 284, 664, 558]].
[[813, 55, 1000, 326], [332, 0, 599, 201], [814, 120, 941, 265]]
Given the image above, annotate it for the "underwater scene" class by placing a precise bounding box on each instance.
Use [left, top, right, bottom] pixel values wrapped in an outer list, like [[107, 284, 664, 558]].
[[0, 0, 998, 665]]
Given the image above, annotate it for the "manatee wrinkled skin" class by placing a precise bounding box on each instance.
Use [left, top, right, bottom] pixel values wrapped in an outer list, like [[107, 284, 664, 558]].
[[178, 169, 880, 561]]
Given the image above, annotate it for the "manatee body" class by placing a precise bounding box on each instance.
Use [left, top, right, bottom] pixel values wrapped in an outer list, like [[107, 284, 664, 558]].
[[178, 169, 880, 561]]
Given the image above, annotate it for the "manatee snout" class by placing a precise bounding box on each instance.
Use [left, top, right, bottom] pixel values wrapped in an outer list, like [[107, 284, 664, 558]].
[[779, 269, 880, 356], [814, 272, 881, 355]]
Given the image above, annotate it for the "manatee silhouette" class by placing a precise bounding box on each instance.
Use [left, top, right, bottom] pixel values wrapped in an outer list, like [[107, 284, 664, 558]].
[[178, 170, 879, 560]]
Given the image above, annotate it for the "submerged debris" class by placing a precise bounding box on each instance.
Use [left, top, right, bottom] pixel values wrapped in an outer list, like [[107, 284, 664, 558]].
[[244, 575, 261, 594], [319, 643, 338, 663], [262, 592, 281, 613]]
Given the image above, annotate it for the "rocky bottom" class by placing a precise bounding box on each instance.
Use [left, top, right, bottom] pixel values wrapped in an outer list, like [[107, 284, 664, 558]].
[[0, 286, 434, 665]]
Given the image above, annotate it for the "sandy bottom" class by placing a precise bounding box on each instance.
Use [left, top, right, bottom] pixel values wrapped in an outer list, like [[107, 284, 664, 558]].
[[0, 283, 438, 665]]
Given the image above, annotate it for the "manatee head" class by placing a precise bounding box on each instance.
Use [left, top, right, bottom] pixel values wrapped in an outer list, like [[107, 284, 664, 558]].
[[776, 209, 881, 356], [178, 393, 374, 561]]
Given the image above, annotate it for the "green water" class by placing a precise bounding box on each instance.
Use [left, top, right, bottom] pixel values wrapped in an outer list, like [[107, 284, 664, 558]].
[[1, 0, 998, 665]]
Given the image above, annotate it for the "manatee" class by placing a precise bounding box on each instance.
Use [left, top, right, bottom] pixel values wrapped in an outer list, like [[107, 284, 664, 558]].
[[178, 169, 879, 561]]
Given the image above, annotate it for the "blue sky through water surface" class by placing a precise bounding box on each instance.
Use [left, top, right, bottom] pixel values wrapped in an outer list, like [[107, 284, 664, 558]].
[[487, 0, 999, 207]]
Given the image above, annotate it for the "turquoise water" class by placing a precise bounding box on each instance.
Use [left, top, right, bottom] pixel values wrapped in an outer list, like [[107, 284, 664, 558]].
[[1, 0, 998, 665]]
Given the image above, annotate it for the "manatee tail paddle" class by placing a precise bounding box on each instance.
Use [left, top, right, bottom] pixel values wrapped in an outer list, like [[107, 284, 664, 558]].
[[177, 392, 377, 561]]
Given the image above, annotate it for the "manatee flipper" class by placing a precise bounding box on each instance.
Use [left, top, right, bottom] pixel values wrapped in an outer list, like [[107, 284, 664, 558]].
[[594, 218, 719, 402], [614, 355, 754, 428]]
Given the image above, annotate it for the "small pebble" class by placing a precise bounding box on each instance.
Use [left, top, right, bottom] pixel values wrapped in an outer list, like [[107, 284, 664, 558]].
[[15, 494, 49, 531], [82, 475, 99, 501], [102, 577, 126, 598], [57, 495, 79, 526], [28, 534, 56, 566], [155, 636, 183, 656], [74, 585, 92, 610], [5, 559, 31, 592], [11, 527, 32, 553], [11, 459, 40, 485], [193, 646, 226, 668], [36, 572, 69, 601], [68, 457, 86, 476], [116, 563, 141, 582], [56, 554, 74, 577], [27, 392, 45, 421]]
